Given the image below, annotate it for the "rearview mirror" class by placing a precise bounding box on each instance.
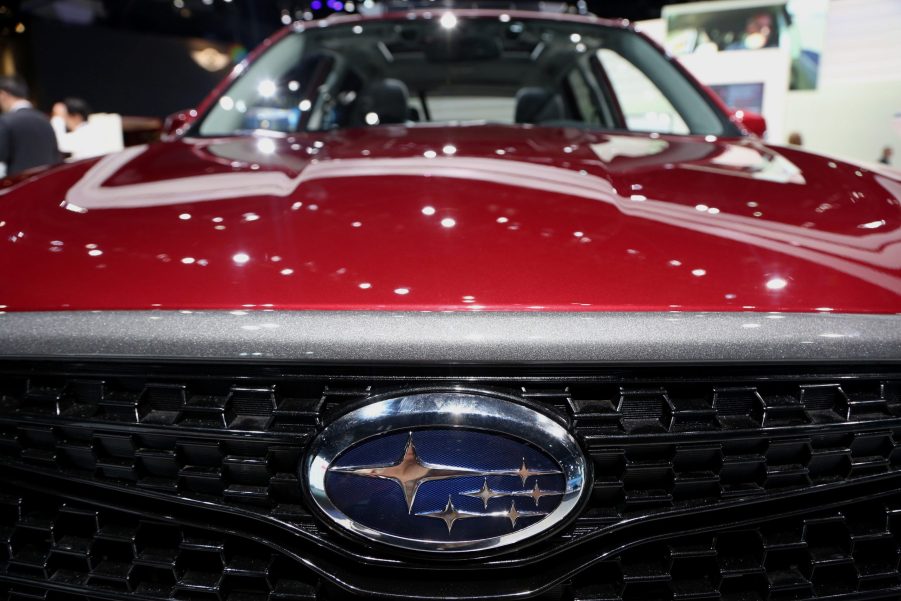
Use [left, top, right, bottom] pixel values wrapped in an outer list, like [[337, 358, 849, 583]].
[[732, 109, 767, 138], [161, 108, 198, 141]]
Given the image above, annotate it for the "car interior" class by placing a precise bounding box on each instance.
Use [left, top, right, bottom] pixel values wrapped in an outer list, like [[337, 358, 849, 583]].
[[198, 16, 727, 137]]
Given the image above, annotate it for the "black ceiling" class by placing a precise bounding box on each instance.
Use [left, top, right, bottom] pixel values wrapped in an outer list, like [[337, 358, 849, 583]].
[[17, 0, 696, 46]]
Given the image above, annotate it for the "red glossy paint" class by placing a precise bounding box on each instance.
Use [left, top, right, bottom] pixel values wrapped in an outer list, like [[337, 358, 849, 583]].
[[731, 110, 767, 138], [2, 124, 900, 313]]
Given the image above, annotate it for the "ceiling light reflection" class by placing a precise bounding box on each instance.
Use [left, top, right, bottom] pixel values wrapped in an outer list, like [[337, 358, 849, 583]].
[[257, 80, 277, 98], [765, 277, 788, 291], [858, 220, 886, 230], [440, 12, 457, 29], [256, 138, 276, 155]]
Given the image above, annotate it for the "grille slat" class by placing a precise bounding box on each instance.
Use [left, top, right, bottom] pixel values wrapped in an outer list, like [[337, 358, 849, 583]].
[[0, 488, 320, 601], [3, 362, 901, 600], [570, 496, 901, 600], [5, 488, 901, 600], [3, 368, 901, 527]]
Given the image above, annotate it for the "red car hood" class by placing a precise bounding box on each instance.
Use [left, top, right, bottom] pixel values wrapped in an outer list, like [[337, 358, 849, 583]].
[[2, 125, 900, 313]]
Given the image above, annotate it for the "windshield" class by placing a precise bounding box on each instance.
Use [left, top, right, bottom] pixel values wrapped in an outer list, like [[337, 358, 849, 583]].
[[197, 14, 733, 137]]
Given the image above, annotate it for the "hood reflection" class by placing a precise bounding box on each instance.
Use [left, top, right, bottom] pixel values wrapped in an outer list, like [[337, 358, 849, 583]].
[[61, 132, 901, 296]]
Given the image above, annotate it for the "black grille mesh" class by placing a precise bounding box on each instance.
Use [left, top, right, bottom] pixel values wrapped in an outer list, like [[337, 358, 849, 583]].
[[582, 427, 901, 522], [2, 370, 901, 527], [4, 489, 901, 600], [0, 420, 312, 520], [3, 372, 897, 434], [0, 489, 317, 601], [567, 380, 901, 433], [3, 362, 901, 600], [572, 497, 901, 600], [0, 376, 371, 433]]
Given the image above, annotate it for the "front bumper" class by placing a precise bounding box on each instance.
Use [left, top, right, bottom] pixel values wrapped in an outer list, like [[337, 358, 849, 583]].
[[1, 311, 900, 600]]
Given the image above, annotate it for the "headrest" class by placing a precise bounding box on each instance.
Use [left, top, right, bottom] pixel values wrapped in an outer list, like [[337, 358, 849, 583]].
[[357, 78, 410, 126], [515, 87, 565, 124]]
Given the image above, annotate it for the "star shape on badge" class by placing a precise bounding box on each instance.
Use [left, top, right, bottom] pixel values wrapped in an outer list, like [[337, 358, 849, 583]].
[[329, 433, 488, 513], [462, 478, 508, 509], [514, 458, 561, 486], [504, 500, 544, 528], [516, 481, 563, 506], [417, 495, 482, 533]]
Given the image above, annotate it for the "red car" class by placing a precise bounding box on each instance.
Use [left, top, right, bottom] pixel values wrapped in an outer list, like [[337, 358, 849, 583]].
[[1, 9, 900, 601]]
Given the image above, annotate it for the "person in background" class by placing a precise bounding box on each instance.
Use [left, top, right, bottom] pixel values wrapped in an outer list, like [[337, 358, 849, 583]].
[[726, 12, 777, 51], [0, 76, 61, 177], [787, 132, 803, 147], [879, 146, 893, 166], [52, 97, 105, 160]]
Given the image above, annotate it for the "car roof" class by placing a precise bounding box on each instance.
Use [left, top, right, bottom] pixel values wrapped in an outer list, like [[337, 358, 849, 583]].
[[311, 8, 631, 31]]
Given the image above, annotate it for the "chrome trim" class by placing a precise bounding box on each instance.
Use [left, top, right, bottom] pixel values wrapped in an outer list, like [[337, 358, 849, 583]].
[[0, 310, 899, 363], [303, 392, 588, 552]]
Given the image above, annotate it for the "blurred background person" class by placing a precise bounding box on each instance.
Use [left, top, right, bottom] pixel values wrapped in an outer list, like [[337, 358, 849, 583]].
[[0, 76, 60, 177], [879, 146, 893, 166], [727, 12, 777, 51], [52, 97, 120, 160]]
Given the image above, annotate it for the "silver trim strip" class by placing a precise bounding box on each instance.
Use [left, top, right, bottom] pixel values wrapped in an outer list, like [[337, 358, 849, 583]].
[[0, 311, 899, 363]]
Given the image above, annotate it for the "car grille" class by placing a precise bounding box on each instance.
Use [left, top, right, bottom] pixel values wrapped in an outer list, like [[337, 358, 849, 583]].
[[2, 360, 901, 600], [4, 485, 901, 601], [0, 484, 319, 601], [570, 493, 901, 601]]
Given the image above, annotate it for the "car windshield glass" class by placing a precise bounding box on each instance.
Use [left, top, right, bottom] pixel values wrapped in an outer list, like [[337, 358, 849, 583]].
[[197, 15, 730, 137]]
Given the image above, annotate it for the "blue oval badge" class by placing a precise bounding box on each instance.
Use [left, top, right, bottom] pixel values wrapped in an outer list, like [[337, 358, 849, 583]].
[[305, 393, 587, 553]]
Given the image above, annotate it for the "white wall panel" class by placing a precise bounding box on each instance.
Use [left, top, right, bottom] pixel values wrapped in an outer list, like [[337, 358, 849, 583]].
[[818, 0, 901, 85]]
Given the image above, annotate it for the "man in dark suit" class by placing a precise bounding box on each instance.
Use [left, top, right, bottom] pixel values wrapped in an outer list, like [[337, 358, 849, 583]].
[[0, 76, 60, 177]]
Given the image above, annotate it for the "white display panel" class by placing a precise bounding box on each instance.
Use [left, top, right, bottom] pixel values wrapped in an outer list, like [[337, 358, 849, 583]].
[[678, 48, 790, 142]]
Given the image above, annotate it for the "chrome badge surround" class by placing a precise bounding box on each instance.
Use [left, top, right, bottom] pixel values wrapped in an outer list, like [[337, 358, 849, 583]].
[[304, 391, 588, 553]]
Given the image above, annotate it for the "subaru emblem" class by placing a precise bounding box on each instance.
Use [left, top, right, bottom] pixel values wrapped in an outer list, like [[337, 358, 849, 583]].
[[304, 392, 588, 553]]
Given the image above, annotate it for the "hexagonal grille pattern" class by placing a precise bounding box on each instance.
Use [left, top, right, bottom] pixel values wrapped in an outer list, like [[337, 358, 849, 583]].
[[571, 497, 901, 600], [2, 363, 901, 600], [0, 489, 317, 601], [1, 370, 901, 528]]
